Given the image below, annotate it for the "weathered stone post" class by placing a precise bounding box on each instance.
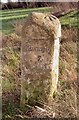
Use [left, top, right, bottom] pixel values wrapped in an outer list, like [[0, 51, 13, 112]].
[[21, 12, 61, 107]]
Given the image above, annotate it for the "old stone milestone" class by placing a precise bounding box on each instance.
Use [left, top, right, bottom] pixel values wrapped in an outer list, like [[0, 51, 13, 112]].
[[21, 12, 61, 106]]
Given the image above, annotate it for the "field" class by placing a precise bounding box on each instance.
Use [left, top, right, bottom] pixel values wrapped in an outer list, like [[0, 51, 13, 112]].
[[0, 7, 79, 34], [1, 6, 79, 119], [0, 7, 51, 34]]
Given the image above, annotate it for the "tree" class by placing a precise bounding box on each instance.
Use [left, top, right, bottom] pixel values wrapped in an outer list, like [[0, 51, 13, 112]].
[[7, 0, 12, 9], [18, 0, 22, 7], [8, 0, 11, 2]]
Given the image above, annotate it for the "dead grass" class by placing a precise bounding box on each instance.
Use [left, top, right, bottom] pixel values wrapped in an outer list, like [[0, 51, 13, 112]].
[[2, 26, 78, 119]]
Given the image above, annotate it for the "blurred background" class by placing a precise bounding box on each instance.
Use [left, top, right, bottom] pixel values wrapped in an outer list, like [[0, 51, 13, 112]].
[[0, 1, 79, 119]]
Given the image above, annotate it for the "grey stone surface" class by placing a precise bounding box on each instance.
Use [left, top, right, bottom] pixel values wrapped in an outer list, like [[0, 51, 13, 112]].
[[21, 12, 61, 105]]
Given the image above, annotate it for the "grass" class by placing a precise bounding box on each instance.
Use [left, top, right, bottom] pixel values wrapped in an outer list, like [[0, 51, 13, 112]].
[[1, 7, 79, 34], [1, 7, 52, 34], [1, 7, 78, 119], [0, 7, 50, 14], [60, 10, 79, 27]]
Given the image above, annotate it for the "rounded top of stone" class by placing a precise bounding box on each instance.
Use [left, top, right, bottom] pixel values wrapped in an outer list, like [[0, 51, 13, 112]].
[[23, 12, 61, 39]]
